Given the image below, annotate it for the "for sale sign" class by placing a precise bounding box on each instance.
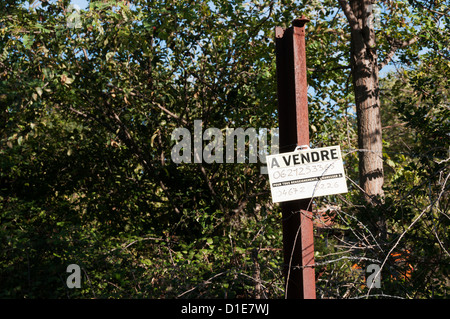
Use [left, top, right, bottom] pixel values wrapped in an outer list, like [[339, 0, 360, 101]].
[[266, 145, 348, 203]]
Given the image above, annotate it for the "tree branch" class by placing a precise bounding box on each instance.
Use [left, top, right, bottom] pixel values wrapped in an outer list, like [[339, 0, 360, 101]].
[[106, 83, 188, 125], [338, 0, 359, 30], [378, 36, 418, 70]]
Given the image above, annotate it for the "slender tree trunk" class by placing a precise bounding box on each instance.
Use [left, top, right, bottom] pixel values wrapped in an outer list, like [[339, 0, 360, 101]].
[[340, 0, 386, 239], [343, 0, 385, 203]]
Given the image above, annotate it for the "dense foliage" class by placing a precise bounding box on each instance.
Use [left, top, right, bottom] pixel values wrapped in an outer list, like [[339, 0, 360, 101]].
[[1, 0, 448, 298]]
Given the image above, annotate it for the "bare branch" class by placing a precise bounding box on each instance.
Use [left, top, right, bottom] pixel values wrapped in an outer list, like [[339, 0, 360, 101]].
[[365, 175, 449, 297], [382, 122, 407, 130], [177, 271, 229, 298]]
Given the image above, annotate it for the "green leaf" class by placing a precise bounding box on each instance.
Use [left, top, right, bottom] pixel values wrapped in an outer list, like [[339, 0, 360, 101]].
[[22, 34, 34, 49], [35, 87, 43, 97]]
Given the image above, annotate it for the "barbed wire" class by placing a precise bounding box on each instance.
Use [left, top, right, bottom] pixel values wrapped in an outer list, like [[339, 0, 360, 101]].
[[278, 144, 449, 160]]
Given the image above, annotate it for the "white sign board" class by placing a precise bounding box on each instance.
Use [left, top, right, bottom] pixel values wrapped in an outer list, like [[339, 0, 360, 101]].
[[266, 145, 348, 203]]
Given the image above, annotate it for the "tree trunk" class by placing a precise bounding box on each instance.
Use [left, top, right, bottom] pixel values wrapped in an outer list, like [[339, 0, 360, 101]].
[[339, 0, 386, 240], [348, 0, 385, 203]]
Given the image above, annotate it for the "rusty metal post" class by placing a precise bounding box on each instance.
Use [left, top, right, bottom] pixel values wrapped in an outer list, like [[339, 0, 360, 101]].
[[275, 17, 316, 299]]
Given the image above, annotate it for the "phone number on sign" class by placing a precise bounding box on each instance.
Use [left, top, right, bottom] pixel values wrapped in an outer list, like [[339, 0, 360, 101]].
[[276, 181, 341, 197], [271, 163, 336, 180]]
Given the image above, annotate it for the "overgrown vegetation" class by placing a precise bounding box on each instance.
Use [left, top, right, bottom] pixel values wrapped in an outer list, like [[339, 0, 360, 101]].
[[1, 0, 448, 298]]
